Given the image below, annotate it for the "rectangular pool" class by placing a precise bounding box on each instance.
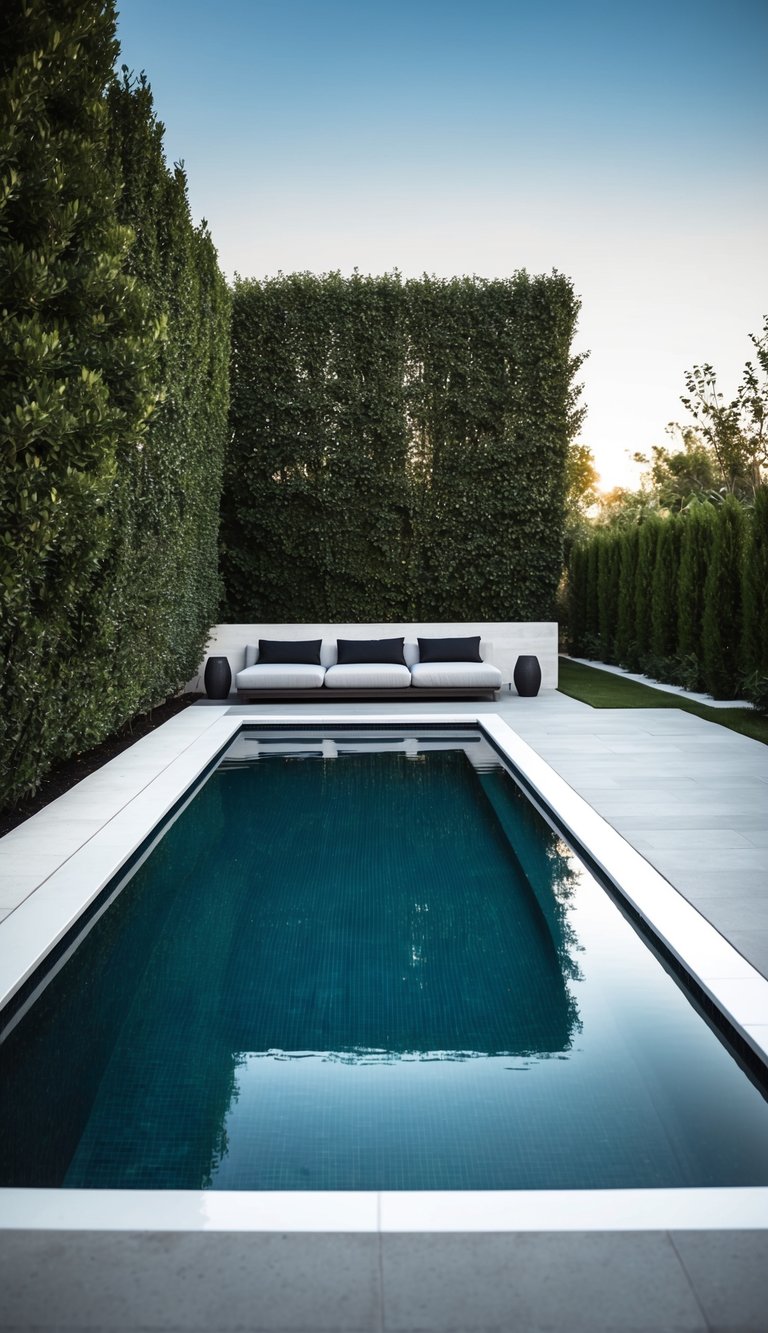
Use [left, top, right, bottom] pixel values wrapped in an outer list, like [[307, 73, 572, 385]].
[[2, 726, 768, 1193]]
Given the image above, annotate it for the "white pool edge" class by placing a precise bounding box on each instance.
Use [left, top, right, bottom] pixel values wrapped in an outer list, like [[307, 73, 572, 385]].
[[1, 708, 767, 1234]]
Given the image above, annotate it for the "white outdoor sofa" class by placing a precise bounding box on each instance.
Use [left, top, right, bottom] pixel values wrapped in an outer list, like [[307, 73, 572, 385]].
[[235, 634, 503, 702]]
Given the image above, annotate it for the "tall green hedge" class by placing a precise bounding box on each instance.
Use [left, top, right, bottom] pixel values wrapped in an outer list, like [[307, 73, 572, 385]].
[[0, 6, 229, 808], [567, 489, 768, 701], [741, 486, 768, 680], [677, 501, 716, 689], [650, 514, 681, 662], [221, 271, 584, 621], [702, 497, 746, 698], [615, 526, 639, 667]]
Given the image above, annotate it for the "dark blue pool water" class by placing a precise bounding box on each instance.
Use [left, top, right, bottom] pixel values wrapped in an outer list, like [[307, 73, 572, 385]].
[[2, 730, 768, 1190]]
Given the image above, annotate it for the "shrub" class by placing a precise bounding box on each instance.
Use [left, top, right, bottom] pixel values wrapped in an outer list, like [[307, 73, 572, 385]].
[[634, 514, 663, 666], [615, 525, 640, 667], [702, 496, 746, 698], [650, 514, 682, 661], [677, 501, 717, 691], [741, 485, 768, 679]]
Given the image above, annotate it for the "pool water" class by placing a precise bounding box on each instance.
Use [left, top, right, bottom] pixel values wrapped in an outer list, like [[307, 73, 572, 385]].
[[2, 730, 768, 1190]]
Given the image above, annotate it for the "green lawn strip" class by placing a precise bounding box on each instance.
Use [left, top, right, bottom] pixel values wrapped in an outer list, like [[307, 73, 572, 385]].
[[557, 657, 768, 747]]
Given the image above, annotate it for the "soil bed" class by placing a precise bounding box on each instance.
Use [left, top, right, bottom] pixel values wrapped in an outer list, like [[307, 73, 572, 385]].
[[1, 695, 202, 839]]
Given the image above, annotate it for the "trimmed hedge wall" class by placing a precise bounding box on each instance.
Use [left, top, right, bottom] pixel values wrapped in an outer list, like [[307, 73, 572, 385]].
[[0, 5, 230, 808], [567, 491, 768, 699], [221, 271, 584, 622]]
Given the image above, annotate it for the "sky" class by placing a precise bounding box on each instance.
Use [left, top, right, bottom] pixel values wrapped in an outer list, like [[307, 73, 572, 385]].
[[114, 0, 768, 490]]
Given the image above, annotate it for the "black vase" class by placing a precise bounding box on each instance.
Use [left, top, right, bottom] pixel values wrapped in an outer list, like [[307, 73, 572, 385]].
[[204, 655, 232, 700], [513, 654, 541, 697]]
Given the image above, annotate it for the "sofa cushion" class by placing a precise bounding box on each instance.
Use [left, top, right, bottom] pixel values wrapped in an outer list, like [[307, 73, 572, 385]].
[[410, 660, 502, 690], [324, 662, 412, 689], [258, 638, 322, 665], [417, 635, 482, 663], [336, 636, 406, 665], [236, 663, 326, 690]]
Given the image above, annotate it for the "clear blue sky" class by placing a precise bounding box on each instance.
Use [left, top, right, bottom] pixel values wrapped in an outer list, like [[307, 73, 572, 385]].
[[115, 0, 768, 488]]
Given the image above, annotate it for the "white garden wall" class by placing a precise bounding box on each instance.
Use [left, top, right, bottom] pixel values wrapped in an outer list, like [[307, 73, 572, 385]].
[[186, 623, 559, 694]]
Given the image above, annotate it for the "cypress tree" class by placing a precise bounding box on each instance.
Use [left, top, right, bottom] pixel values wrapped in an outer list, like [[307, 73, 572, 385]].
[[597, 529, 621, 662], [741, 486, 768, 680], [0, 0, 160, 801], [584, 535, 601, 651], [677, 501, 717, 689], [650, 515, 682, 665], [634, 514, 662, 667], [615, 525, 639, 667], [567, 543, 587, 655], [702, 496, 746, 698]]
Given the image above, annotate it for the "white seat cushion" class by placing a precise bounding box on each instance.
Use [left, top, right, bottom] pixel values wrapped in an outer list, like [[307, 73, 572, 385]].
[[410, 660, 502, 689], [236, 663, 326, 690], [324, 662, 412, 689]]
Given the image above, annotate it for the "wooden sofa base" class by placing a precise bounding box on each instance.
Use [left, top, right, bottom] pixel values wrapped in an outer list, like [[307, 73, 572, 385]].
[[235, 686, 501, 703]]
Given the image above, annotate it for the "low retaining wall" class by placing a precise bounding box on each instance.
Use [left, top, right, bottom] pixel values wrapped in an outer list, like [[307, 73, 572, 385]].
[[186, 623, 559, 694]]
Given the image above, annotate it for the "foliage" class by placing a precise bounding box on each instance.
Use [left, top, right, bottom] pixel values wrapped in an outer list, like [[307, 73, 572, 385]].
[[741, 671, 768, 716], [677, 501, 716, 690], [633, 428, 720, 512], [633, 514, 663, 667], [1, 0, 157, 800], [680, 316, 767, 498], [221, 271, 585, 622], [650, 514, 681, 661], [741, 485, 768, 681], [563, 441, 599, 546], [102, 70, 230, 715], [702, 496, 746, 699], [614, 525, 639, 668], [0, 7, 229, 809], [596, 529, 620, 662]]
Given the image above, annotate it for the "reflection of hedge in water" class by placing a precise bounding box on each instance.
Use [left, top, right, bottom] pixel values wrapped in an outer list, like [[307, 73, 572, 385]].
[[475, 767, 583, 996]]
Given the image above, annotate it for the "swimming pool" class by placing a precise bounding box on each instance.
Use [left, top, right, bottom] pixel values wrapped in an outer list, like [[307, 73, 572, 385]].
[[2, 724, 768, 1195]]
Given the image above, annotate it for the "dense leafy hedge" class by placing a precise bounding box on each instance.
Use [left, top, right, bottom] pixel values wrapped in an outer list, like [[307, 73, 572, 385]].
[[0, 3, 229, 807], [222, 271, 584, 622], [567, 491, 768, 700]]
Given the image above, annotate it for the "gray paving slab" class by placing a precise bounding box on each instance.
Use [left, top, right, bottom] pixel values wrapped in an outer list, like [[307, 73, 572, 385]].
[[380, 1232, 707, 1331], [670, 1231, 768, 1332], [0, 1232, 382, 1331]]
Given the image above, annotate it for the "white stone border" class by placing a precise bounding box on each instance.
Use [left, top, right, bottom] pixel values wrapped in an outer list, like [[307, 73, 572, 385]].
[[1, 709, 767, 1233]]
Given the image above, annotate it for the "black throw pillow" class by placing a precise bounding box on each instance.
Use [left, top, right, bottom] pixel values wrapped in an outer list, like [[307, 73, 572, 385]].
[[258, 639, 323, 665], [417, 635, 482, 663], [336, 637, 406, 665]]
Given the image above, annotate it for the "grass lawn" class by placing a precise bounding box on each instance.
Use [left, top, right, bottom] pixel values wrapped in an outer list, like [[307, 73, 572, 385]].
[[558, 657, 768, 748]]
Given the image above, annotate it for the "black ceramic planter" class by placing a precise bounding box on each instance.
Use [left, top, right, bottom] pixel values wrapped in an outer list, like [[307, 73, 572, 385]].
[[513, 654, 541, 697], [204, 655, 232, 700]]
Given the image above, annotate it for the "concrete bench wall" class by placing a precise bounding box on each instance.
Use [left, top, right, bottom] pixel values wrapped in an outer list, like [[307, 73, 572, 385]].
[[186, 623, 559, 695]]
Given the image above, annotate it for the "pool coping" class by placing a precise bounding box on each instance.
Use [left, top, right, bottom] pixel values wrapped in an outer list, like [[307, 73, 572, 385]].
[[1, 708, 768, 1233]]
